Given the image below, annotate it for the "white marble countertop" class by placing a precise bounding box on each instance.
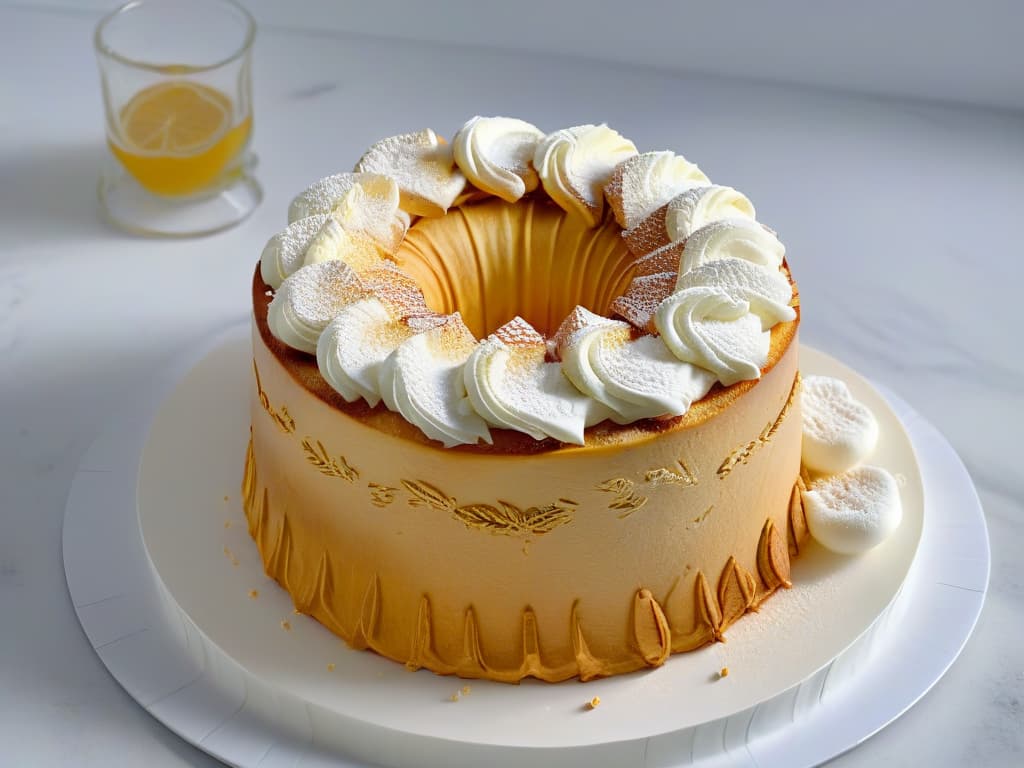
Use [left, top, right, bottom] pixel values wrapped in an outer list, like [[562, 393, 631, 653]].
[[1, 4, 1022, 766]]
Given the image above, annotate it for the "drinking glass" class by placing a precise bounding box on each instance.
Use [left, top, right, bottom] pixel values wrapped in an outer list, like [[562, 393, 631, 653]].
[[95, 0, 261, 236]]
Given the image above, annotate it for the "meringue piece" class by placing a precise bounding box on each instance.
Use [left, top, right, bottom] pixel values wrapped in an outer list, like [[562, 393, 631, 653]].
[[678, 218, 785, 276], [268, 260, 366, 354], [453, 116, 545, 203], [359, 263, 433, 318], [302, 217, 389, 274], [288, 173, 411, 250], [329, 174, 410, 253], [260, 214, 329, 289], [608, 272, 676, 332], [317, 297, 444, 407], [588, 326, 716, 420], [624, 185, 755, 258], [380, 314, 492, 447], [675, 257, 796, 330], [654, 287, 769, 386], [533, 124, 637, 227], [465, 317, 607, 444], [801, 376, 880, 474], [289, 172, 364, 222], [556, 308, 651, 423], [665, 185, 755, 243], [802, 466, 903, 555], [633, 241, 685, 277], [355, 129, 466, 217], [605, 151, 709, 230]]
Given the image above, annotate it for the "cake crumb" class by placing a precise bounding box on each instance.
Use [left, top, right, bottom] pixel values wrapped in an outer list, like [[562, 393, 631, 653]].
[[587, 696, 601, 710], [223, 546, 239, 566], [281, 620, 292, 632], [248, 589, 259, 599], [223, 519, 232, 529], [720, 666, 729, 678], [461, 685, 472, 696], [223, 495, 230, 502], [449, 692, 460, 702], [293, 607, 302, 615], [327, 663, 336, 672]]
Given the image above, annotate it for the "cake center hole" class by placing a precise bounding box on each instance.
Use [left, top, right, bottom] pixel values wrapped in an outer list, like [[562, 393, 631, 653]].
[[393, 198, 636, 339]]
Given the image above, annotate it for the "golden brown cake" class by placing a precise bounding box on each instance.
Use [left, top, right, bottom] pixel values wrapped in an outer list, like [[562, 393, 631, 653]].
[[244, 118, 807, 682]]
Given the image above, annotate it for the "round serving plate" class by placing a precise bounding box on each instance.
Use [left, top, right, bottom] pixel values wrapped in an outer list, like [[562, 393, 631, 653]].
[[63, 323, 989, 768]]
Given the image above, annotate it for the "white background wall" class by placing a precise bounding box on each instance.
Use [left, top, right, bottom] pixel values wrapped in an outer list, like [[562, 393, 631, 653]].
[[10, 0, 1024, 112]]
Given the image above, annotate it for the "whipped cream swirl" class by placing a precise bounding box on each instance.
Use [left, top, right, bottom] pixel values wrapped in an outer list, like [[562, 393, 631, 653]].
[[605, 151, 709, 230], [453, 116, 545, 203], [464, 318, 608, 444], [377, 315, 492, 447], [558, 308, 715, 422], [533, 125, 637, 227], [654, 255, 795, 386], [665, 185, 755, 242], [268, 261, 365, 354], [260, 214, 329, 290], [677, 218, 785, 276]]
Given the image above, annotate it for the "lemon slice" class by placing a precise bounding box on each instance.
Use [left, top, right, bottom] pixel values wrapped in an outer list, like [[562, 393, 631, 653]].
[[119, 80, 231, 155], [110, 79, 251, 197]]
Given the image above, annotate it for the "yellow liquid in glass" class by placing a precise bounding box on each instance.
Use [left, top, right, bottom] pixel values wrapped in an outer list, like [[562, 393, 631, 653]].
[[110, 80, 251, 197]]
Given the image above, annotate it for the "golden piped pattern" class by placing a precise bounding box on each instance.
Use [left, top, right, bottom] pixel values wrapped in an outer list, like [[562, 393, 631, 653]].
[[243, 433, 810, 682], [718, 372, 801, 478]]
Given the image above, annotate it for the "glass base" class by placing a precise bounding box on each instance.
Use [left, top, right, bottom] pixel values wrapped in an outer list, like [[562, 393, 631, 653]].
[[98, 157, 262, 237]]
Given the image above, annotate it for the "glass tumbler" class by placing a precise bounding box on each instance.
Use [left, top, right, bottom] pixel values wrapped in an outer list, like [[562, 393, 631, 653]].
[[95, 0, 261, 236]]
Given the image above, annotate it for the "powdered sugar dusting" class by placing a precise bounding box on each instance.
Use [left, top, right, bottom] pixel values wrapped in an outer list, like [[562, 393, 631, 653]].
[[281, 260, 364, 327], [801, 376, 880, 474], [551, 306, 612, 356], [260, 214, 329, 289], [355, 129, 466, 217], [803, 466, 903, 554], [289, 173, 366, 222], [603, 151, 709, 229], [621, 205, 670, 257], [493, 316, 544, 348], [609, 272, 676, 332], [633, 241, 685, 277], [596, 334, 714, 411], [361, 265, 431, 317]]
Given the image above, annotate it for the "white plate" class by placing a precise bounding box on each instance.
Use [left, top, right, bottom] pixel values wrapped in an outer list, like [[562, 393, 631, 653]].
[[63, 324, 989, 768]]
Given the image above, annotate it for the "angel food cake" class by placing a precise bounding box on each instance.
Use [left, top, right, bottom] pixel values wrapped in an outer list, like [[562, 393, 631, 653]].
[[245, 118, 811, 682]]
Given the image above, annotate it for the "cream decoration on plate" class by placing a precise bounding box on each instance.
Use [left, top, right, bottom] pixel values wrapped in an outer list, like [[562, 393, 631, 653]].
[[801, 375, 880, 474], [802, 466, 903, 555]]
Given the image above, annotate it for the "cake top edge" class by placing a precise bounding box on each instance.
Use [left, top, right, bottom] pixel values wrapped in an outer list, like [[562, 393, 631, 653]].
[[258, 116, 799, 448]]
